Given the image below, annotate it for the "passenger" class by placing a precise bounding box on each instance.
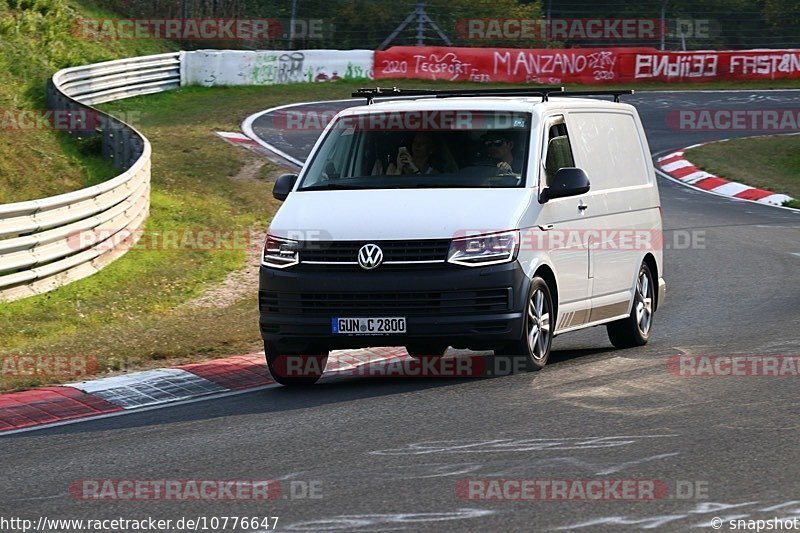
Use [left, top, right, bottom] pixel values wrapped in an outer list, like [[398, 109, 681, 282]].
[[386, 132, 440, 175]]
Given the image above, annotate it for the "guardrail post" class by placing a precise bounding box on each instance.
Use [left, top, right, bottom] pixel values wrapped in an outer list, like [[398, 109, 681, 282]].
[[113, 122, 127, 169], [101, 115, 112, 161], [120, 127, 132, 170], [46, 79, 56, 109], [128, 134, 144, 169]]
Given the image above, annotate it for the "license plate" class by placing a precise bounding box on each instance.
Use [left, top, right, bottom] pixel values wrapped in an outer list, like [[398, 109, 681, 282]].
[[332, 317, 406, 335]]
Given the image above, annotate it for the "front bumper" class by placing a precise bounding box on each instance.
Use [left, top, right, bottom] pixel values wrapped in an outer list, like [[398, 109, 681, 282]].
[[657, 277, 666, 310], [259, 262, 529, 351]]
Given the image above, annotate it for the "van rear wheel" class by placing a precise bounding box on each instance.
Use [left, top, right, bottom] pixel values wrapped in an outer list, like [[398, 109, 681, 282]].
[[607, 262, 654, 349], [495, 277, 554, 372], [265, 343, 328, 386]]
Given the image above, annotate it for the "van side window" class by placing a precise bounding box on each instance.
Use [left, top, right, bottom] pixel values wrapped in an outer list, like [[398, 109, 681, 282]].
[[568, 111, 649, 190], [543, 120, 575, 187]]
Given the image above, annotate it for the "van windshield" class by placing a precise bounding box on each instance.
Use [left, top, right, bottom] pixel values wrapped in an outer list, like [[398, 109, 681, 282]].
[[298, 110, 533, 191]]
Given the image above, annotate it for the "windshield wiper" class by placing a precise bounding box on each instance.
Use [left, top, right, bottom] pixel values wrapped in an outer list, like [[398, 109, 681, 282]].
[[299, 183, 367, 191], [398, 183, 485, 189]]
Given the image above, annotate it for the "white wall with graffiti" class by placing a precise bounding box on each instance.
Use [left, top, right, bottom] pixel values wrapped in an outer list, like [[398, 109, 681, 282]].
[[181, 49, 374, 86], [181, 47, 800, 87]]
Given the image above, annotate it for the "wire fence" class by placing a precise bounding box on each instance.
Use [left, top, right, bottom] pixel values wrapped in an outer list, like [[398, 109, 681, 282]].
[[83, 0, 800, 50]]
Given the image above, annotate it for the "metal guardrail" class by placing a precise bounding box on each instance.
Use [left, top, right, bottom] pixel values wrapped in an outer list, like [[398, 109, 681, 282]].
[[0, 53, 181, 302]]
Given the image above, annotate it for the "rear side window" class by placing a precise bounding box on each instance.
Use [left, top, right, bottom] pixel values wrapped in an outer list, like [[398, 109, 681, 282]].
[[543, 118, 576, 187], [568, 111, 649, 190]]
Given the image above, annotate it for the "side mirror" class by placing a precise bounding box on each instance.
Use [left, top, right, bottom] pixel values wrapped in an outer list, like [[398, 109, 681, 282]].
[[273, 173, 299, 201], [540, 167, 590, 203]]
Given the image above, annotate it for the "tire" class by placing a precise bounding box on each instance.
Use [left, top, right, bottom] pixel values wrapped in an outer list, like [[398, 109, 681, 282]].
[[495, 276, 554, 372], [265, 343, 328, 386], [405, 344, 448, 359], [607, 262, 655, 349]]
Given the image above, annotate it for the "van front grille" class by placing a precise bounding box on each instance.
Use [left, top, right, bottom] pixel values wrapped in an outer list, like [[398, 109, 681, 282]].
[[300, 239, 450, 264], [261, 288, 512, 316]]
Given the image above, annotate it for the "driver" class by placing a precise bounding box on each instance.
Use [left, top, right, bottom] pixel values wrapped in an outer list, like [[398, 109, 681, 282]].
[[482, 132, 521, 174]]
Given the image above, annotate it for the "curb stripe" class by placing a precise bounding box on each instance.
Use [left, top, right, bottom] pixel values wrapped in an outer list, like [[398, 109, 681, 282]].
[[68, 368, 227, 410], [216, 131, 259, 146], [656, 155, 682, 166], [671, 165, 700, 179], [693, 176, 730, 190], [657, 151, 684, 162], [180, 355, 274, 390], [682, 171, 715, 184], [711, 182, 754, 197], [661, 160, 694, 172], [734, 188, 775, 201], [0, 348, 414, 434], [757, 193, 793, 205], [0, 387, 122, 431], [657, 146, 794, 208]]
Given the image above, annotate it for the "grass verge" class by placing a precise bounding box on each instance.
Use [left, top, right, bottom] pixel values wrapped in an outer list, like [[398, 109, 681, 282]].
[[0, 0, 175, 203], [0, 84, 291, 391], [685, 134, 800, 208]]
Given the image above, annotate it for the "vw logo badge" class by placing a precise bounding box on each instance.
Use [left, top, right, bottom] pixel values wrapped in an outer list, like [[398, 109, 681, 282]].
[[358, 244, 384, 270]]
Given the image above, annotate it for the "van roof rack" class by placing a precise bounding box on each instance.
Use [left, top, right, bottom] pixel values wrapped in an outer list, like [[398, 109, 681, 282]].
[[553, 90, 634, 103], [352, 86, 566, 105]]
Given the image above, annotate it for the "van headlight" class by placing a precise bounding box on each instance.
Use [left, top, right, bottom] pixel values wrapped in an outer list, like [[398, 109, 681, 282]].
[[262, 234, 300, 269], [447, 230, 520, 267]]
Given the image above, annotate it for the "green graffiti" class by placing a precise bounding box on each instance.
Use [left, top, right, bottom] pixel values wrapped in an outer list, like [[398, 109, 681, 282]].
[[252, 54, 279, 85], [344, 62, 372, 80]]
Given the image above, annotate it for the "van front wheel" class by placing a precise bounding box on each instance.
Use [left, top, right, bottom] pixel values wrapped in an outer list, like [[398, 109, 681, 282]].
[[496, 277, 554, 372], [607, 262, 654, 349], [265, 343, 328, 386]]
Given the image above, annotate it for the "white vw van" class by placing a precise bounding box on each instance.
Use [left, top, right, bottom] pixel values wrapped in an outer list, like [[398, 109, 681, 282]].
[[260, 87, 666, 385]]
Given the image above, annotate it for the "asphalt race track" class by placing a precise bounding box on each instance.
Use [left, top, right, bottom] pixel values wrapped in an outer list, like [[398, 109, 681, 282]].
[[2, 91, 799, 532]]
